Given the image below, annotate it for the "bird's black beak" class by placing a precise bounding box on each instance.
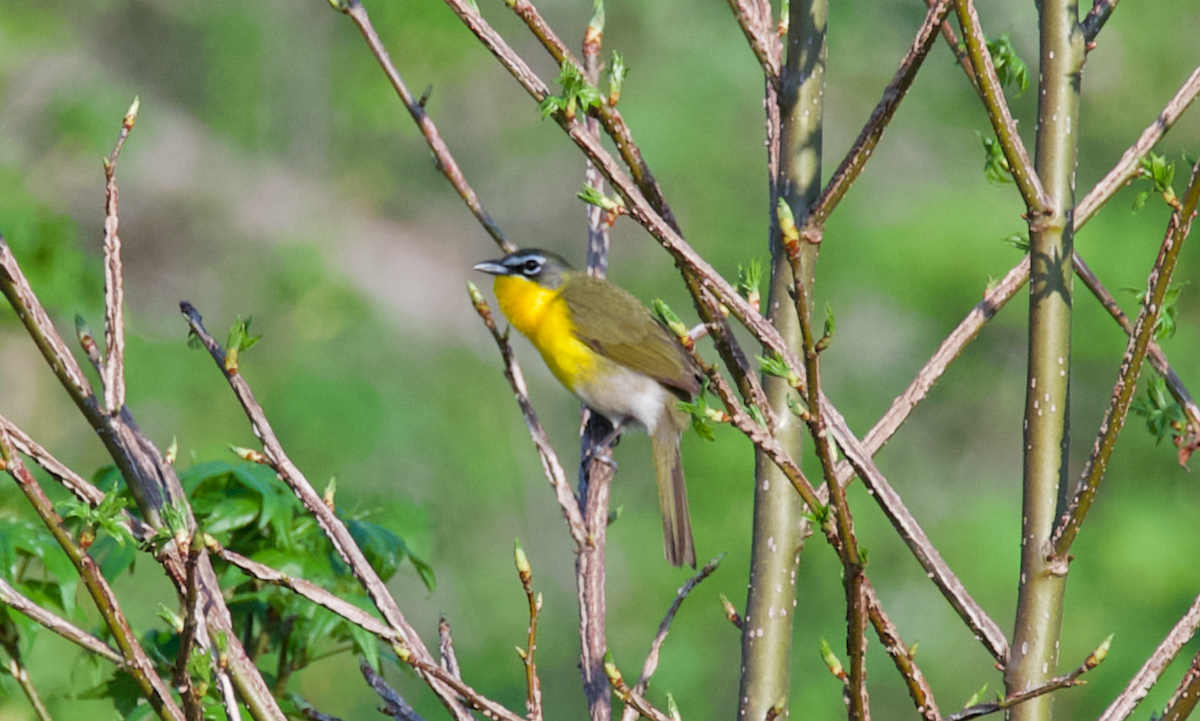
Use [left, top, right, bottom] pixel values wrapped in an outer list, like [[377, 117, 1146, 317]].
[[473, 259, 508, 275]]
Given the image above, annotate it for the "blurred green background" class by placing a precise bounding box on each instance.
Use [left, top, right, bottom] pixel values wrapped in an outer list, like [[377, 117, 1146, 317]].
[[2, 0, 1200, 719]]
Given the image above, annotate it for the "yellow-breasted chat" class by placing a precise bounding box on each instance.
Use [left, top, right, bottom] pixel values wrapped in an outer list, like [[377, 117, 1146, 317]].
[[474, 249, 702, 567]]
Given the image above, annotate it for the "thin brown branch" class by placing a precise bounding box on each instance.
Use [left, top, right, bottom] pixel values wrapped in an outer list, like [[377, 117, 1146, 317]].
[[1076, 66, 1200, 228], [101, 97, 138, 414], [466, 285, 587, 543], [0, 429, 183, 721], [1099, 587, 1200, 721], [951, 0, 1047, 213], [924, 0, 978, 88], [514, 544, 543, 721], [839, 256, 1029, 479], [725, 0, 782, 81], [1073, 253, 1200, 432], [175, 534, 205, 721], [0, 626, 52, 721], [577, 420, 614, 721], [207, 537, 398, 642], [0, 575, 124, 665], [783, 231, 869, 719], [438, 617, 462, 681], [1160, 644, 1200, 721], [361, 659, 428, 721], [179, 302, 472, 721], [1082, 0, 1121, 44], [864, 579, 940, 721], [948, 636, 1109, 721], [0, 415, 105, 506], [605, 658, 673, 721], [1053, 159, 1200, 558], [618, 554, 722, 721], [335, 0, 511, 253], [805, 0, 953, 231]]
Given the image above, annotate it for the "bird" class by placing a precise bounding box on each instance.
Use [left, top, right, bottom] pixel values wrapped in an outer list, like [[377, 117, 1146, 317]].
[[474, 248, 702, 567]]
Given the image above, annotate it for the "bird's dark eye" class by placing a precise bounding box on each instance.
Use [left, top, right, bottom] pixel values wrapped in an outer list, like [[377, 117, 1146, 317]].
[[522, 259, 542, 275]]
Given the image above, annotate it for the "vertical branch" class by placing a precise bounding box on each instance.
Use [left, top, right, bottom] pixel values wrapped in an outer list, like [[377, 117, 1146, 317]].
[[738, 0, 826, 719], [102, 97, 138, 415], [1006, 1, 1084, 719], [579, 6, 613, 719]]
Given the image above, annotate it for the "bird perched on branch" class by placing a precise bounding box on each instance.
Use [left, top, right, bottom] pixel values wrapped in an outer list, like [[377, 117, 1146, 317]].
[[474, 248, 702, 567]]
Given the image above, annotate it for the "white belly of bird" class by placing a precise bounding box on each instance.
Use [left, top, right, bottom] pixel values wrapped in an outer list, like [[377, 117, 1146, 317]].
[[573, 361, 671, 434]]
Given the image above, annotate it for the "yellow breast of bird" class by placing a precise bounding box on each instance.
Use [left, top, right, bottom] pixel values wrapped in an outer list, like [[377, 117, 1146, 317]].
[[493, 275, 600, 392]]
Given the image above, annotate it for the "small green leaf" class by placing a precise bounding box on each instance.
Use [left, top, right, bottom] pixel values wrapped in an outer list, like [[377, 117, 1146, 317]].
[[757, 353, 800, 387], [539, 60, 602, 121], [577, 184, 623, 212], [678, 381, 716, 442], [978, 132, 1014, 184], [815, 303, 835, 353], [737, 259, 763, 308], [964, 683, 988, 708], [985, 32, 1029, 97], [607, 50, 627, 106], [1131, 375, 1186, 445], [651, 299, 689, 337], [1002, 233, 1030, 252], [224, 316, 262, 372]]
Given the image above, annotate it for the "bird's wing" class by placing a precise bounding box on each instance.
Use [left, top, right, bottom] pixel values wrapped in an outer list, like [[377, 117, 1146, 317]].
[[561, 276, 701, 399]]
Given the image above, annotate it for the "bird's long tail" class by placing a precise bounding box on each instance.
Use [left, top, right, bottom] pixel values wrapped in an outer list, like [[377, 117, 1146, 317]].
[[652, 407, 695, 568]]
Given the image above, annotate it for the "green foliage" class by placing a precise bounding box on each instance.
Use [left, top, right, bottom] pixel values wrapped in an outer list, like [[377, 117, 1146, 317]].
[[577, 184, 624, 213], [977, 132, 1014, 184], [1131, 376, 1185, 445], [1132, 152, 1179, 211], [1002, 233, 1030, 252], [607, 51, 627, 106], [736, 259, 762, 308], [539, 60, 602, 121], [985, 33, 1029, 97], [223, 315, 262, 373], [0, 517, 79, 618], [180, 459, 433, 689], [678, 380, 717, 442], [757, 352, 800, 388], [815, 303, 835, 353], [1121, 282, 1186, 340], [61, 490, 134, 548], [651, 299, 688, 337]]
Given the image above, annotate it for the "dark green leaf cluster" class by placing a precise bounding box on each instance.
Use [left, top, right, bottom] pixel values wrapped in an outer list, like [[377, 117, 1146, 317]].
[[985, 33, 1029, 97], [1131, 376, 1185, 445], [539, 60, 602, 121], [182, 460, 433, 682]]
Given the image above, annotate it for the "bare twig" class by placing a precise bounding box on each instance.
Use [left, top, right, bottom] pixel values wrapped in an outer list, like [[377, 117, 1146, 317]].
[[1099, 588, 1200, 721], [0, 428, 183, 721], [948, 636, 1109, 720], [1160, 644, 1200, 721], [839, 256, 1029, 478], [864, 579, 940, 721], [0, 575, 123, 664], [514, 543, 544, 721], [923, 0, 978, 88], [101, 97, 138, 414], [1054, 159, 1200, 558], [438, 617, 462, 681], [1082, 0, 1121, 44], [175, 533, 205, 721], [725, 0, 781, 81], [0, 623, 52, 721], [805, 0, 953, 232], [1076, 66, 1200, 228], [466, 285, 587, 543], [605, 658, 673, 721], [334, 0, 511, 253], [619, 555, 723, 721], [180, 302, 472, 721], [361, 659, 428, 721], [951, 0, 1047, 213]]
